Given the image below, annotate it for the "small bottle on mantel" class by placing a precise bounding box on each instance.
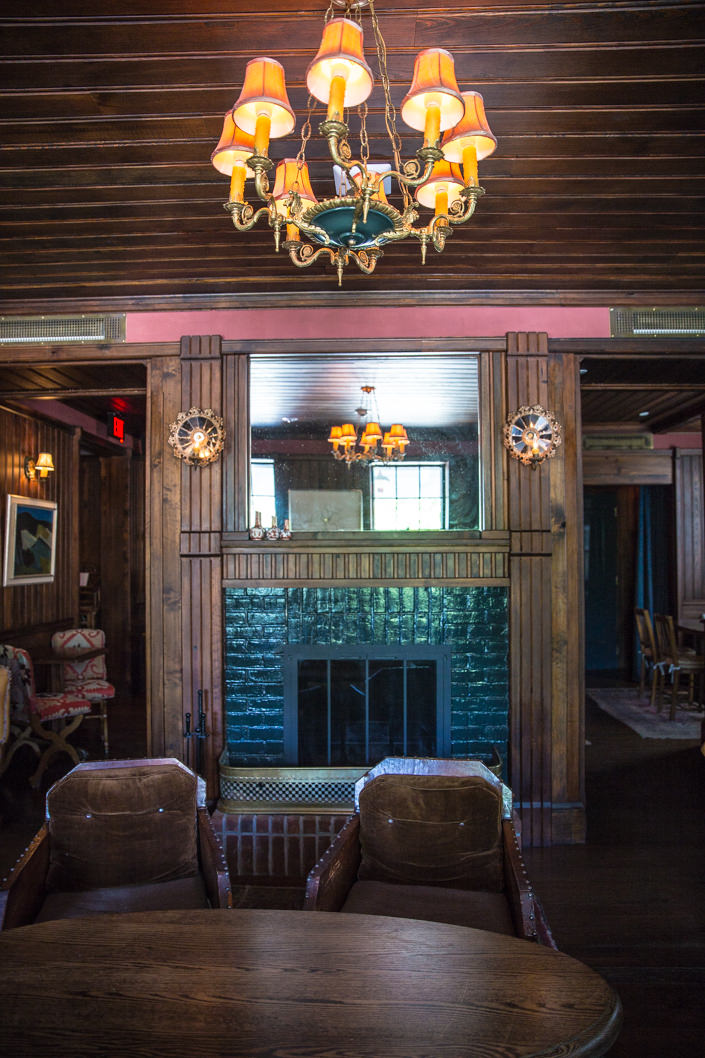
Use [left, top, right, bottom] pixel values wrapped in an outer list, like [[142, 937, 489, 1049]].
[[266, 515, 279, 541], [279, 518, 291, 541], [249, 511, 264, 541]]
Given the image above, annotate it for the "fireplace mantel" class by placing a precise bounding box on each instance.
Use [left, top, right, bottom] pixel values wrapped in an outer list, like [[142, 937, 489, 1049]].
[[222, 530, 510, 587]]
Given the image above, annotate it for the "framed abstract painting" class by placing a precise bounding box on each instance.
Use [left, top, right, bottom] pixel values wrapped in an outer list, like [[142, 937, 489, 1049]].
[[3, 495, 58, 586]]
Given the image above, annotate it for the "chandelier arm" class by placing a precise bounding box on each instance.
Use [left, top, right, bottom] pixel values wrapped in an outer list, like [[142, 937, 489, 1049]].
[[445, 187, 483, 225], [348, 248, 381, 275], [286, 242, 336, 269], [224, 200, 272, 232], [385, 152, 439, 192]]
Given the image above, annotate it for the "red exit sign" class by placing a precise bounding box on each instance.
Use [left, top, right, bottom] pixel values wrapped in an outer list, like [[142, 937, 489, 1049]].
[[110, 414, 125, 443]]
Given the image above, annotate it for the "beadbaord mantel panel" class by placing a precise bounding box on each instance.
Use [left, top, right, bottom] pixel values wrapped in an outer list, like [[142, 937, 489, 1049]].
[[222, 533, 509, 586]]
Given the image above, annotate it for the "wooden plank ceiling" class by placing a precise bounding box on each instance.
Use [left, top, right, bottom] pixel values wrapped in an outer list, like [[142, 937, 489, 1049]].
[[0, 0, 704, 308]]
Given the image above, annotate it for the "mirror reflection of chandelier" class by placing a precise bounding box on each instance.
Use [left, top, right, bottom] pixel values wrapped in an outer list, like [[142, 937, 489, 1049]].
[[328, 385, 408, 463], [211, 0, 497, 285]]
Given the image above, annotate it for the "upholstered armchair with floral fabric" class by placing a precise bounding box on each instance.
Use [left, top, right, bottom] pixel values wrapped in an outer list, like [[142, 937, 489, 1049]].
[[0, 645, 92, 787], [50, 629, 115, 756]]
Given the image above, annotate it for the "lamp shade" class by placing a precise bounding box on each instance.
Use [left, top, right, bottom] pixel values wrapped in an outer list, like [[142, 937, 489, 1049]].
[[415, 158, 465, 210], [388, 424, 409, 446], [400, 48, 464, 139], [211, 112, 256, 175], [272, 159, 317, 217], [352, 168, 388, 203], [442, 91, 497, 162], [306, 18, 374, 113], [35, 452, 55, 474], [232, 57, 296, 140], [361, 421, 382, 442]]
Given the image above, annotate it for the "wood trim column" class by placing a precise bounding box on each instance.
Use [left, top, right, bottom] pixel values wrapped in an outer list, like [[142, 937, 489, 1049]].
[[505, 332, 585, 846], [179, 336, 225, 799], [146, 353, 182, 761]]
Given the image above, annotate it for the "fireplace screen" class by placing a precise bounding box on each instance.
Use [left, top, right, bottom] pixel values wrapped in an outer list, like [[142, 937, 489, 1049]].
[[283, 646, 450, 766]]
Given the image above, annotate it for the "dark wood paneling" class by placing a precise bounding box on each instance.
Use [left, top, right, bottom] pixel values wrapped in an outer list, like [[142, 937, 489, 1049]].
[[506, 334, 585, 846], [99, 453, 133, 703], [179, 336, 224, 798], [0, 1, 703, 306], [223, 354, 250, 535], [0, 405, 79, 645], [675, 449, 705, 622], [582, 450, 673, 486], [146, 354, 182, 760]]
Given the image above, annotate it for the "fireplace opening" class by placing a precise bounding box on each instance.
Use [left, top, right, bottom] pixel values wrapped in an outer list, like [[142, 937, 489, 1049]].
[[283, 645, 450, 766]]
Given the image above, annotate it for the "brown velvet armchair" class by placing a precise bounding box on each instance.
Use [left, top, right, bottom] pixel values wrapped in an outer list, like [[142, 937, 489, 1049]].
[[0, 758, 231, 930], [304, 757, 556, 947]]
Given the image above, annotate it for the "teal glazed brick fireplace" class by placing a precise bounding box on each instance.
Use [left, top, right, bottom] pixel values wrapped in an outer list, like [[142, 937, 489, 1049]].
[[223, 585, 509, 769]]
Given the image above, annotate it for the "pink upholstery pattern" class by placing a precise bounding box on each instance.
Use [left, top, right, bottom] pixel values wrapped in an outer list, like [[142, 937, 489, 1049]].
[[0, 645, 92, 787], [49, 629, 114, 756], [0, 646, 91, 720], [50, 629, 114, 697]]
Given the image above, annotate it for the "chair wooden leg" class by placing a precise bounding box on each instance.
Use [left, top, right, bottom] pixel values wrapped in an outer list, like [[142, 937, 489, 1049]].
[[101, 708, 109, 757], [639, 658, 646, 697], [653, 665, 665, 712], [670, 670, 680, 721], [28, 714, 85, 788]]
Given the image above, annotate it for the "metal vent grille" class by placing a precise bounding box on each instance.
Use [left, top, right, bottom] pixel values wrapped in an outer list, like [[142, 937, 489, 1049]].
[[220, 777, 356, 807], [611, 307, 704, 338], [0, 313, 125, 344]]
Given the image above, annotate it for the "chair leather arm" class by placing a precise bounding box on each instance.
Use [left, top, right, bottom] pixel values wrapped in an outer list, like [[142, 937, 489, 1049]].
[[304, 814, 360, 911], [197, 808, 232, 909], [502, 818, 557, 948], [0, 824, 50, 930]]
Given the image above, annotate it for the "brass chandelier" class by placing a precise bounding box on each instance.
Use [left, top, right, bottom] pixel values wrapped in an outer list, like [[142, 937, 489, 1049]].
[[328, 385, 408, 463], [211, 0, 496, 285]]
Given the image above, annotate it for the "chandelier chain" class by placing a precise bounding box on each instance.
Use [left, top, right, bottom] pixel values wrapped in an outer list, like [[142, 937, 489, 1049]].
[[368, 0, 410, 207], [358, 102, 370, 166], [296, 93, 317, 171]]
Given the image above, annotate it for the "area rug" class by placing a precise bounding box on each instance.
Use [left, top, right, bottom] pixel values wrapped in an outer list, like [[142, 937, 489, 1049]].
[[587, 686, 704, 740]]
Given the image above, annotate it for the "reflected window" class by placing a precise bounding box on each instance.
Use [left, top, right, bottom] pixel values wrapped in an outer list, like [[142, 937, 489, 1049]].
[[250, 458, 276, 527], [371, 462, 447, 530]]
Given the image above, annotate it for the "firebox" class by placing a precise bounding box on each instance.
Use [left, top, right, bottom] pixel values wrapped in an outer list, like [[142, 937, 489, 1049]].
[[282, 645, 450, 766]]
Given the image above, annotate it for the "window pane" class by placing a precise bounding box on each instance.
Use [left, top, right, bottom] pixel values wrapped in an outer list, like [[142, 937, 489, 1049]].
[[371, 499, 398, 531], [418, 500, 442, 530], [420, 464, 443, 495], [372, 467, 396, 497], [394, 465, 420, 498]]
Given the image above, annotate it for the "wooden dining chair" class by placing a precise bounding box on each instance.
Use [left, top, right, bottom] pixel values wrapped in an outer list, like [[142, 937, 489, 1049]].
[[653, 613, 704, 720], [634, 608, 664, 709]]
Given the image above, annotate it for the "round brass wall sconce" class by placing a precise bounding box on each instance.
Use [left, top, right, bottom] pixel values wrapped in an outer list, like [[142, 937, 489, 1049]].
[[168, 407, 225, 468], [503, 404, 561, 468]]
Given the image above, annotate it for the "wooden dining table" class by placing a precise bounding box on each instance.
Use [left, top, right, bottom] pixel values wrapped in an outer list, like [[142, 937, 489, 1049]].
[[0, 908, 621, 1057]]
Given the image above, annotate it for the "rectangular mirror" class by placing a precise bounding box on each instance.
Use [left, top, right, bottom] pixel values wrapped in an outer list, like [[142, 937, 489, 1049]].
[[250, 353, 480, 532]]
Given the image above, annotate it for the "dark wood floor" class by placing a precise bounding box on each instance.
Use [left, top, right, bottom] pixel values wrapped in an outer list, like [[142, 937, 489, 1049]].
[[524, 695, 705, 1057], [1, 693, 703, 1056]]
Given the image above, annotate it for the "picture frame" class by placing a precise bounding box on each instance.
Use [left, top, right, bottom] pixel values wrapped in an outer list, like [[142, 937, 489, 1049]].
[[3, 494, 58, 587], [288, 489, 363, 532]]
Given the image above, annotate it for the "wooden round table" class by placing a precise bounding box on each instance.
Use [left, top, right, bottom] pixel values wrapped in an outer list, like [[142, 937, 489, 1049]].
[[0, 909, 621, 1057]]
